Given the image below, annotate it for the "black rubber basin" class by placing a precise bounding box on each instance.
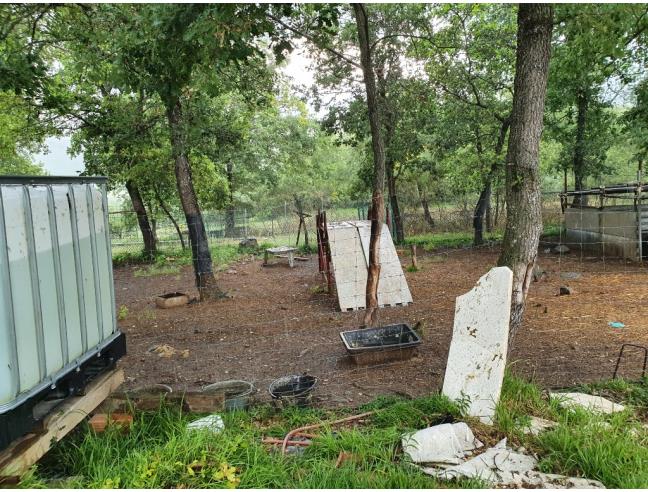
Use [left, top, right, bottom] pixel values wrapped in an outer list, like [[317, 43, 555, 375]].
[[339, 323, 421, 365]]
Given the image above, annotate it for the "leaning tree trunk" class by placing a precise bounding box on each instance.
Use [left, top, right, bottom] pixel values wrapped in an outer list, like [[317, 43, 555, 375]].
[[387, 160, 405, 243], [417, 181, 435, 228], [497, 3, 553, 343], [125, 180, 156, 260], [167, 99, 223, 300], [354, 3, 386, 327], [154, 187, 186, 250], [572, 90, 589, 207]]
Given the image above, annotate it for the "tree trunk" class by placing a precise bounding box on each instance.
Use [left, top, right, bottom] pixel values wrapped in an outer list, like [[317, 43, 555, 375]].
[[125, 180, 156, 260], [154, 187, 186, 250], [166, 98, 223, 300], [572, 90, 589, 206], [486, 200, 493, 232], [497, 3, 553, 343], [147, 203, 157, 243], [417, 182, 434, 228], [225, 161, 236, 236], [353, 3, 386, 327], [387, 161, 405, 243], [474, 119, 511, 246], [473, 181, 491, 246], [294, 195, 309, 248], [494, 188, 501, 227]]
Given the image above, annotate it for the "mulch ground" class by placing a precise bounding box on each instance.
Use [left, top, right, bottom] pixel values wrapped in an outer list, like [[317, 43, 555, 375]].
[[113, 244, 648, 408]]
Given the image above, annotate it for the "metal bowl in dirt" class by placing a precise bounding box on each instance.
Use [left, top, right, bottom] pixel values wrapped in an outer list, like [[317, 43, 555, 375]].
[[268, 375, 317, 408], [203, 380, 255, 411]]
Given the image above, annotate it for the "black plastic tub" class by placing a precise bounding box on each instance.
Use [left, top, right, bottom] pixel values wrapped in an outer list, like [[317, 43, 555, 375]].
[[339, 323, 421, 365], [269, 375, 317, 408]]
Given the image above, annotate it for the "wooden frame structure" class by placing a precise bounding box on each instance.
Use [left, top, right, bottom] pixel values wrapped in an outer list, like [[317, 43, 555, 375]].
[[0, 369, 124, 480]]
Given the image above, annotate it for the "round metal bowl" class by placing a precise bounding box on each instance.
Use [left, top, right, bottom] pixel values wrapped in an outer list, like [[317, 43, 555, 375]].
[[268, 375, 317, 408], [203, 380, 255, 411]]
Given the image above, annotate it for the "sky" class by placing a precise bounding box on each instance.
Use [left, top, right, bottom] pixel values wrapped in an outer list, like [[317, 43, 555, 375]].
[[32, 48, 317, 177], [32, 136, 85, 176]]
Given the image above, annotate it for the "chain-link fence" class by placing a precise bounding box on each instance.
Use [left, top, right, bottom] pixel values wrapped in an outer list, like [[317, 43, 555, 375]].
[[109, 192, 565, 256]]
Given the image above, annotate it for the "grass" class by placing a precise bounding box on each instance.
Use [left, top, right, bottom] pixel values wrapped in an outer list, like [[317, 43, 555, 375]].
[[20, 394, 482, 489], [405, 231, 503, 252], [18, 374, 648, 488], [404, 223, 563, 253], [120, 244, 271, 277], [493, 371, 648, 488]]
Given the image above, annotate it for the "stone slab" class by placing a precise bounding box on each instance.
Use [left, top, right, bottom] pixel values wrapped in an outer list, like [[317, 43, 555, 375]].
[[442, 267, 513, 424]]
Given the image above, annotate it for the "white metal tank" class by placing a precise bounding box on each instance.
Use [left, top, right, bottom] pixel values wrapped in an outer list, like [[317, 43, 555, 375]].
[[0, 176, 125, 450]]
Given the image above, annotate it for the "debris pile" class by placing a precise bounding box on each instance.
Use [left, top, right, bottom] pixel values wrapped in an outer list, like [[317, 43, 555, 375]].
[[418, 436, 604, 489]]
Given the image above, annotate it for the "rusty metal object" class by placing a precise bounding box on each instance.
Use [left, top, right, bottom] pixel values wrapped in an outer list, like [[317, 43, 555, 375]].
[[613, 343, 648, 380], [280, 411, 375, 455]]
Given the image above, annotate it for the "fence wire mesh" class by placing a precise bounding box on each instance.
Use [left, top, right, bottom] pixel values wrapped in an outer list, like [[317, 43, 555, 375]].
[[111, 188, 648, 403], [109, 193, 566, 256]]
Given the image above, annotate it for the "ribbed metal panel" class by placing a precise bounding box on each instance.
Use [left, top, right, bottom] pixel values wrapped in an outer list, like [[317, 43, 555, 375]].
[[0, 177, 120, 413]]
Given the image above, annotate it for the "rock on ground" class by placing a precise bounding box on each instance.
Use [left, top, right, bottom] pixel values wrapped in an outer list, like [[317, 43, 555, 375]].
[[239, 238, 258, 248], [559, 286, 572, 296], [553, 244, 571, 254]]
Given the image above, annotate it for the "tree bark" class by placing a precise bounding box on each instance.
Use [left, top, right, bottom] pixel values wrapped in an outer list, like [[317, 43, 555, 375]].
[[154, 187, 186, 250], [225, 161, 236, 236], [417, 181, 435, 228], [166, 98, 223, 300], [473, 181, 491, 246], [125, 180, 157, 260], [485, 200, 493, 233], [387, 160, 405, 243], [353, 3, 386, 327], [572, 90, 589, 206], [294, 195, 309, 248], [497, 3, 553, 343], [474, 119, 510, 246]]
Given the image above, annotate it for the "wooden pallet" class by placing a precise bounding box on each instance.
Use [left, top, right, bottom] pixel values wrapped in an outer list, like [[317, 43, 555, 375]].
[[0, 368, 124, 480]]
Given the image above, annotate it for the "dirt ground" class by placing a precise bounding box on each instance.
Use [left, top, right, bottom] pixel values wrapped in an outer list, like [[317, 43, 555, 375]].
[[114, 244, 648, 408]]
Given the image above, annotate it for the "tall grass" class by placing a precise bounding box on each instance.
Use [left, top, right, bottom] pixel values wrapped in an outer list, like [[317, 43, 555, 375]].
[[21, 394, 484, 489], [495, 372, 648, 488], [19, 374, 648, 488]]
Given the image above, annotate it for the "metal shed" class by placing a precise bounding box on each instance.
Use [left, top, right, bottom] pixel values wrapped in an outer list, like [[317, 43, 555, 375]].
[[0, 176, 126, 451]]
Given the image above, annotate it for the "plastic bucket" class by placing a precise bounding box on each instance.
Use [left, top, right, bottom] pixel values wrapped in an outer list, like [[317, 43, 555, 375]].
[[203, 380, 255, 411]]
